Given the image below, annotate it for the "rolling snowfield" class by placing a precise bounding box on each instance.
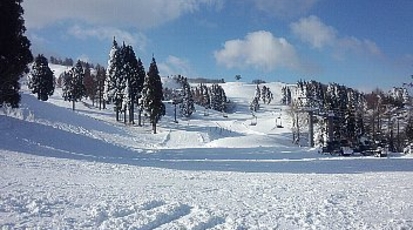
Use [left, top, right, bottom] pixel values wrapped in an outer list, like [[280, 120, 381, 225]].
[[1, 70, 413, 229]]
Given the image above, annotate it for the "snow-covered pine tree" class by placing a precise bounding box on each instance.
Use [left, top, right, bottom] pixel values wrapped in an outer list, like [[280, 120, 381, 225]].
[[0, 0, 33, 108], [28, 54, 55, 101], [104, 38, 121, 106], [200, 84, 208, 108], [250, 97, 259, 112], [261, 86, 267, 104], [210, 84, 227, 112], [344, 89, 357, 143], [121, 44, 142, 123], [104, 39, 117, 104], [286, 87, 292, 105], [250, 85, 261, 112], [265, 87, 273, 104], [135, 58, 146, 126], [94, 64, 106, 110], [60, 71, 71, 101], [218, 85, 228, 112], [201, 84, 210, 115], [67, 60, 85, 111], [255, 84, 261, 101], [181, 78, 195, 117], [105, 39, 128, 121], [141, 57, 165, 134], [281, 86, 287, 105]]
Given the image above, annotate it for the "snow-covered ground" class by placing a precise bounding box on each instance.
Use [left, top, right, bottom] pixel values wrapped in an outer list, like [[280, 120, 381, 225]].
[[1, 74, 413, 229]]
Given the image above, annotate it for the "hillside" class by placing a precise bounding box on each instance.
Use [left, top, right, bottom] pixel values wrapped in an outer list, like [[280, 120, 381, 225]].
[[1, 68, 413, 229]]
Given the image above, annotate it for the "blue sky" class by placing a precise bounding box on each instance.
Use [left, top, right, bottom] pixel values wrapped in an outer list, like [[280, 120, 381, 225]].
[[23, 0, 413, 92]]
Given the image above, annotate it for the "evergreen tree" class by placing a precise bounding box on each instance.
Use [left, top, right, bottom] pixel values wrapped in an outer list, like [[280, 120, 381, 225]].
[[255, 84, 261, 101], [67, 60, 85, 110], [121, 45, 144, 123], [94, 64, 106, 110], [250, 97, 260, 112], [208, 84, 227, 112], [264, 86, 273, 104], [83, 62, 98, 105], [28, 54, 55, 101], [250, 85, 261, 112], [181, 78, 195, 117], [261, 86, 268, 104], [135, 58, 146, 125], [105, 38, 127, 121], [0, 0, 33, 107], [104, 38, 121, 105], [201, 84, 210, 108], [141, 57, 165, 134], [60, 71, 71, 101]]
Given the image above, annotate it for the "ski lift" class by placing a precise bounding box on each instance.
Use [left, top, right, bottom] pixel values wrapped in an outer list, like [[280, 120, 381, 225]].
[[275, 116, 283, 128], [250, 115, 257, 126], [222, 110, 228, 118]]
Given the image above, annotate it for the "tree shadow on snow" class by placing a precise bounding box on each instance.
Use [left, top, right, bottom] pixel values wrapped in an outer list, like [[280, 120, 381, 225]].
[[1, 115, 413, 174], [140, 148, 413, 174]]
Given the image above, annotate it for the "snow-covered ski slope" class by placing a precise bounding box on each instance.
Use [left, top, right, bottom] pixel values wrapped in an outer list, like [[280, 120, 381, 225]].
[[1, 72, 413, 229]]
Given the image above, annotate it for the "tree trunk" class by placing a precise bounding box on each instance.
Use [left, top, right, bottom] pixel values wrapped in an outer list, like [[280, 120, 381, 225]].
[[72, 100, 75, 111], [138, 108, 142, 126], [129, 101, 134, 124], [124, 108, 127, 123], [152, 122, 156, 134]]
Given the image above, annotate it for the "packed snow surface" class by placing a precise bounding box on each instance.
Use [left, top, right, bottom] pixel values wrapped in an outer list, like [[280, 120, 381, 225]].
[[1, 77, 413, 229]]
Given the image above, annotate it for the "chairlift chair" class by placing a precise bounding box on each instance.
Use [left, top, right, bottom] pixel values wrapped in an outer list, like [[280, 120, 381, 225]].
[[250, 115, 257, 126], [275, 116, 283, 128]]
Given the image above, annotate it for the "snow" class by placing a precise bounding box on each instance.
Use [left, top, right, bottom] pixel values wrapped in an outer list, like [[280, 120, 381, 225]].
[[1, 71, 413, 229]]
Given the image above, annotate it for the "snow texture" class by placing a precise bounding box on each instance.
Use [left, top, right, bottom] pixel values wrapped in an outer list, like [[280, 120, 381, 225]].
[[1, 74, 413, 229]]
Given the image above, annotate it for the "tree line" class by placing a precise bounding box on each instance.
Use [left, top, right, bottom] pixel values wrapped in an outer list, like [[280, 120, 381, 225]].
[[282, 80, 412, 151], [25, 38, 166, 134]]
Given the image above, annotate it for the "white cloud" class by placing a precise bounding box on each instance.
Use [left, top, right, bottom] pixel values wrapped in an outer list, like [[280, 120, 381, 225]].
[[337, 37, 382, 57], [290, 15, 382, 57], [158, 55, 192, 76], [214, 31, 301, 72], [290, 15, 337, 49], [22, 0, 223, 29], [252, 0, 319, 18], [67, 25, 148, 51]]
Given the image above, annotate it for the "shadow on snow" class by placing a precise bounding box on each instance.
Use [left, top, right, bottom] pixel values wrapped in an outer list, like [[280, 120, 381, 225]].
[[1, 115, 413, 174]]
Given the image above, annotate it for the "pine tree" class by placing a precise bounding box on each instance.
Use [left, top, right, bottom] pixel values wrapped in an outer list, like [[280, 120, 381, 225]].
[[104, 38, 121, 105], [141, 57, 165, 134], [28, 54, 55, 101], [122, 45, 144, 123], [83, 62, 98, 105], [181, 78, 195, 117], [60, 71, 71, 101], [67, 60, 85, 110], [201, 84, 210, 108], [135, 58, 146, 125], [261, 86, 267, 104], [255, 84, 261, 101], [0, 0, 33, 107], [94, 64, 106, 110], [105, 38, 127, 121], [250, 85, 261, 112], [250, 97, 259, 112]]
